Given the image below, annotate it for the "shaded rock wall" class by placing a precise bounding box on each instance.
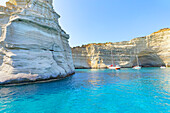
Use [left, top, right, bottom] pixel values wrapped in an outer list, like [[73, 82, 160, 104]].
[[72, 29, 170, 68]]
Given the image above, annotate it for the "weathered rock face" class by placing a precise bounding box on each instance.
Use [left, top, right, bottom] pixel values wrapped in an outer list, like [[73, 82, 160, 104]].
[[72, 28, 170, 68], [0, 0, 75, 85]]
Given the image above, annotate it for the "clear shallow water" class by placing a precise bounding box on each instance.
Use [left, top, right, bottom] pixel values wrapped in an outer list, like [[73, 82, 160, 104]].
[[0, 68, 170, 113]]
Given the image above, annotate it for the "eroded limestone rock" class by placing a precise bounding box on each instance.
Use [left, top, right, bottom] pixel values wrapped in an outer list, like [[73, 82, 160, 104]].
[[0, 0, 75, 85], [72, 28, 170, 68]]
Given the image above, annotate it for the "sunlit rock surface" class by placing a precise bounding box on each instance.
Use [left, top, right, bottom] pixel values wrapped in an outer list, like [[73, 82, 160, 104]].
[[0, 0, 75, 85], [72, 28, 170, 68]]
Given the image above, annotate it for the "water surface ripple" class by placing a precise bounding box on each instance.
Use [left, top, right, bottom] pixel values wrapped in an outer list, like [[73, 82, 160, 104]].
[[0, 68, 170, 113]]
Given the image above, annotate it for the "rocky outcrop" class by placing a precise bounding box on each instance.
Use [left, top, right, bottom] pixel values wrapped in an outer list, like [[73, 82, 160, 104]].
[[0, 0, 75, 85], [72, 28, 170, 68]]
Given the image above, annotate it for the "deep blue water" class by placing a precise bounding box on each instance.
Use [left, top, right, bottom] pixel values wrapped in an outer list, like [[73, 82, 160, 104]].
[[0, 68, 170, 113]]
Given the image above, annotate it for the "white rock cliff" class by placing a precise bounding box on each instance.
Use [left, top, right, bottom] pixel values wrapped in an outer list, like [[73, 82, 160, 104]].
[[72, 28, 170, 68], [0, 0, 75, 85]]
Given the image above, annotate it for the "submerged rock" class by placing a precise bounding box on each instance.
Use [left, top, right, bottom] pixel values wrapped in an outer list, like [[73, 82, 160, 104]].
[[72, 28, 170, 68], [0, 0, 75, 85]]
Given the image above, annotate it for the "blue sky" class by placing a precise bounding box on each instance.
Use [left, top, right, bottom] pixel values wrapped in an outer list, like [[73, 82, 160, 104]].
[[1, 0, 170, 47]]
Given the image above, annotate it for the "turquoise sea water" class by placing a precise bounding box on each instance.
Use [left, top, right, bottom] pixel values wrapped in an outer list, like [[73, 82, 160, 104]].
[[0, 68, 170, 113]]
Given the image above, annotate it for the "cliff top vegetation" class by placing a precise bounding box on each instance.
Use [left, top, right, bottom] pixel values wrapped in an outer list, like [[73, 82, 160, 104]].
[[72, 28, 170, 49], [151, 28, 170, 35]]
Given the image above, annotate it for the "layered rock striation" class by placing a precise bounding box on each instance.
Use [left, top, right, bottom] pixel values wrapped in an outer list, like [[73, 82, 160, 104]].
[[0, 0, 75, 85], [72, 28, 170, 69]]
